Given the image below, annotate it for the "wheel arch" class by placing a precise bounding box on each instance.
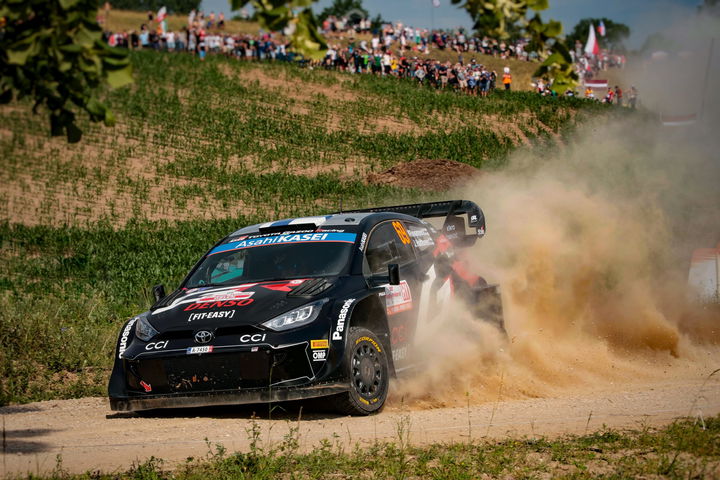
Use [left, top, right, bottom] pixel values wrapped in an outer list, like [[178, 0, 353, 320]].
[[347, 294, 396, 376]]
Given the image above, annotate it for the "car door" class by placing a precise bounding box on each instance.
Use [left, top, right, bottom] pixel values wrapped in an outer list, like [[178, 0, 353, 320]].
[[363, 220, 422, 369], [403, 221, 454, 336]]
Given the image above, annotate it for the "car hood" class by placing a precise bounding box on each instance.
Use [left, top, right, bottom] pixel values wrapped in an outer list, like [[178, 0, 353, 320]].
[[148, 278, 333, 331]]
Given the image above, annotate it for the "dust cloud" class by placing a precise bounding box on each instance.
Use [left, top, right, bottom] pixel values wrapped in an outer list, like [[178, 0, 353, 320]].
[[391, 20, 720, 408]]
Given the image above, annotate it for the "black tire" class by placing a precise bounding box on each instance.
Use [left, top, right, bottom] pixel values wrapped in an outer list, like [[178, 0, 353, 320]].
[[333, 327, 389, 416]]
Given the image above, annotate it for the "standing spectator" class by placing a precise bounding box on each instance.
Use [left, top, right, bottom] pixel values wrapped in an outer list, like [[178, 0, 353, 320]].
[[218, 13, 225, 29], [199, 38, 207, 60], [615, 85, 623, 106], [502, 66, 512, 90], [139, 27, 150, 48], [165, 30, 175, 51]]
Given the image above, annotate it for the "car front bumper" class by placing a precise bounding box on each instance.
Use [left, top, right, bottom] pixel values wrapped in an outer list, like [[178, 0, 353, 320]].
[[109, 380, 348, 411]]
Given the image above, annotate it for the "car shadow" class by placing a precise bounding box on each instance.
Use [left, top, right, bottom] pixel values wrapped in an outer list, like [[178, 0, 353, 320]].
[[106, 399, 346, 421]]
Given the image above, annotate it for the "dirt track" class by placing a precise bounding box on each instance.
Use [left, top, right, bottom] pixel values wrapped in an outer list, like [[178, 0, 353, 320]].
[[2, 374, 719, 477]]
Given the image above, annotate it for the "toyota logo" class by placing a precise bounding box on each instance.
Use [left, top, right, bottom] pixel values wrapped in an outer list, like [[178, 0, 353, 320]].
[[194, 330, 214, 344]]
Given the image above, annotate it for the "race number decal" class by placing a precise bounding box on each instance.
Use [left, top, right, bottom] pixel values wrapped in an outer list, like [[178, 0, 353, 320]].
[[392, 221, 411, 245], [385, 280, 413, 315]]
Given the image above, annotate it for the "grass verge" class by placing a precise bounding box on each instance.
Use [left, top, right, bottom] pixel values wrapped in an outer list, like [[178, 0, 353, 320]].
[[8, 415, 720, 479]]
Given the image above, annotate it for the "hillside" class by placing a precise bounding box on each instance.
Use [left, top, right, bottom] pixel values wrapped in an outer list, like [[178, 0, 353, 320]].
[[103, 8, 261, 35], [0, 50, 607, 404], [1, 51, 603, 228]]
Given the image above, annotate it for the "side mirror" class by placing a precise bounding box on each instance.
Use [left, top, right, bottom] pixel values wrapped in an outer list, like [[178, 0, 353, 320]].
[[388, 264, 400, 286], [152, 284, 166, 303]]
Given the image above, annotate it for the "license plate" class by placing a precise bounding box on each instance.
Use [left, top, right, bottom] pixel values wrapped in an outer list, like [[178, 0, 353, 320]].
[[186, 346, 214, 354]]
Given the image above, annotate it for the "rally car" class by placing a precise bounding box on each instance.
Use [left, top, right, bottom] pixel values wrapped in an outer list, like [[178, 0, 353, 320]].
[[108, 200, 503, 415]]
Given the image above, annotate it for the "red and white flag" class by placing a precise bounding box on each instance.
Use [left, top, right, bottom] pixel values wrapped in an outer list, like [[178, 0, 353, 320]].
[[584, 79, 608, 89], [597, 20, 606, 37], [156, 6, 167, 22], [584, 23, 600, 56]]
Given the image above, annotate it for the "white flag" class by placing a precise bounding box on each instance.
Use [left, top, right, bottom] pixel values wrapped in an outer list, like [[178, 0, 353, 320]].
[[584, 23, 599, 56], [432, 0, 440, 7]]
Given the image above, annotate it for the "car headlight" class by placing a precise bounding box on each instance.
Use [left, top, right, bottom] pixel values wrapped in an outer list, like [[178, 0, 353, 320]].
[[134, 314, 159, 341], [262, 299, 328, 331]]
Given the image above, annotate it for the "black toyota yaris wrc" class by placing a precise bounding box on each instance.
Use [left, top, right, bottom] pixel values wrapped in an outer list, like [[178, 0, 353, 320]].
[[108, 200, 503, 415]]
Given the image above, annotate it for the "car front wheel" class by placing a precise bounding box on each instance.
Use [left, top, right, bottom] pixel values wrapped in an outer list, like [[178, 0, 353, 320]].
[[334, 327, 389, 415]]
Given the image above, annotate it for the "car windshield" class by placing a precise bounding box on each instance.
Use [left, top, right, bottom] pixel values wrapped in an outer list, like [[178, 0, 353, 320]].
[[184, 240, 354, 287]]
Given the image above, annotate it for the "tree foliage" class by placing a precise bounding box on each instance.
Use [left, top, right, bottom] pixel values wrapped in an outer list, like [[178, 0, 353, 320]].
[[231, 1, 327, 58], [453, 0, 577, 92], [565, 17, 630, 52], [318, 0, 368, 24], [108, 0, 200, 14], [0, 0, 133, 142], [1, 0, 328, 142]]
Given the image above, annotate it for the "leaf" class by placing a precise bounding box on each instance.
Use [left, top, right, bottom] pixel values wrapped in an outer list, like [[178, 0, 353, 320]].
[[230, 0, 249, 10], [6, 43, 33, 65], [527, 0, 549, 10], [541, 52, 563, 67], [104, 109, 116, 127], [58, 0, 80, 10], [59, 44, 84, 54], [74, 26, 101, 48], [256, 6, 291, 32], [85, 97, 105, 119], [105, 65, 133, 88], [543, 19, 562, 37], [102, 56, 131, 68]]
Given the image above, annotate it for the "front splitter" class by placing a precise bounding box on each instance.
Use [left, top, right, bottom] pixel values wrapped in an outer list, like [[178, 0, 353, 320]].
[[109, 381, 349, 411]]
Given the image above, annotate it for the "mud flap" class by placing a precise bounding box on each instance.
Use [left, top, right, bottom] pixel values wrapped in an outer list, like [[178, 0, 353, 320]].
[[474, 284, 505, 332]]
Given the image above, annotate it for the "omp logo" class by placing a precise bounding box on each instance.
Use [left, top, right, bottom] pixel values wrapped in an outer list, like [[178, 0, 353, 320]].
[[332, 299, 354, 341]]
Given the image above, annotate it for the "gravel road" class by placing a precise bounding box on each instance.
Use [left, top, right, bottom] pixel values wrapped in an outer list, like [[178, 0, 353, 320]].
[[2, 374, 719, 476]]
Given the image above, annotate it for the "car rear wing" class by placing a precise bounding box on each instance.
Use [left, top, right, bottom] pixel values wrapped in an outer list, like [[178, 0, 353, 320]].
[[342, 200, 486, 248]]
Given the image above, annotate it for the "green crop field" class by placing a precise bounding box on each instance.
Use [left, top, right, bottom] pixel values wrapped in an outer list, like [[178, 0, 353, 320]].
[[0, 49, 611, 406]]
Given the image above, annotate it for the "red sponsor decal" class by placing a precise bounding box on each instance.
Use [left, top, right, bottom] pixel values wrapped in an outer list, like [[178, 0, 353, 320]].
[[386, 281, 413, 315], [261, 279, 306, 292], [433, 234, 452, 257], [196, 287, 255, 303], [140, 380, 152, 393], [390, 324, 408, 346], [184, 299, 254, 311]]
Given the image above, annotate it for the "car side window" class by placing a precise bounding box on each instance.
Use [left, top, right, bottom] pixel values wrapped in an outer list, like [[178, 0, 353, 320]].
[[365, 221, 416, 275], [405, 222, 435, 254]]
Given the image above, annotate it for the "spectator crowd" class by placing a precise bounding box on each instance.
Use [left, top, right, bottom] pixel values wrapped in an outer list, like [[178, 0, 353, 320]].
[[101, 9, 632, 102]]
